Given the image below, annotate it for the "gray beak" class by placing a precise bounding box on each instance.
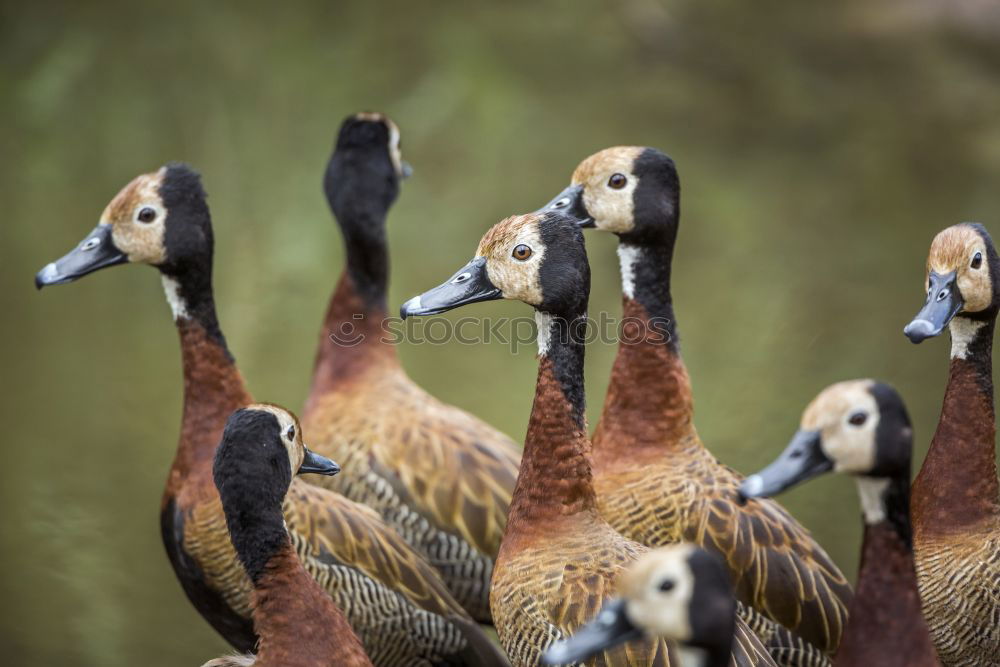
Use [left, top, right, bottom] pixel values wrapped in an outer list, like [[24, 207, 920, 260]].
[[298, 447, 341, 476], [400, 256, 501, 319], [539, 184, 594, 228], [35, 225, 128, 289], [400, 161, 413, 180], [738, 429, 833, 503], [903, 270, 963, 344], [543, 598, 642, 665]]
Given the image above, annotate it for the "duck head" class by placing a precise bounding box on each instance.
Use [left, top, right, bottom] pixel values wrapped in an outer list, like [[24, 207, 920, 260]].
[[904, 223, 1000, 345], [400, 210, 590, 319], [324, 112, 410, 227], [35, 164, 214, 309], [213, 403, 339, 582], [541, 146, 679, 245], [739, 380, 913, 513], [543, 545, 736, 667], [215, 403, 341, 491]]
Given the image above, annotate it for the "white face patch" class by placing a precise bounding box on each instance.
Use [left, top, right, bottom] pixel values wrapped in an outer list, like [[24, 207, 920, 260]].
[[624, 546, 696, 644], [483, 225, 547, 306], [617, 244, 641, 299], [105, 169, 169, 265], [161, 275, 189, 321], [571, 147, 644, 234], [856, 477, 890, 525], [803, 381, 879, 475], [949, 317, 985, 360]]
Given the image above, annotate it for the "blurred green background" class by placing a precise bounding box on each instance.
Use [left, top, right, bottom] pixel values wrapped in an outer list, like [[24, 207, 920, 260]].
[[4, 0, 1000, 664]]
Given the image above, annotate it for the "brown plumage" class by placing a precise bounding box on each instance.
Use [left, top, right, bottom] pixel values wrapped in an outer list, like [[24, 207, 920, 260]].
[[402, 211, 776, 666], [302, 113, 520, 621], [541, 147, 852, 664], [35, 164, 506, 667], [202, 405, 372, 667], [904, 223, 1000, 666]]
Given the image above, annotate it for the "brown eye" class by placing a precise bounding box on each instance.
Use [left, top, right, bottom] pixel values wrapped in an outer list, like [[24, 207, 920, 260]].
[[137, 207, 157, 223], [286, 425, 295, 440], [658, 579, 675, 592], [972, 252, 983, 269], [848, 412, 867, 427], [608, 173, 627, 189], [513, 244, 532, 261]]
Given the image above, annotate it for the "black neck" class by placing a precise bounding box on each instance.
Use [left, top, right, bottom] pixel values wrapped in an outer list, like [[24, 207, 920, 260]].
[[873, 473, 913, 549], [341, 216, 389, 310], [617, 239, 678, 351], [538, 311, 587, 428], [160, 264, 231, 358], [219, 480, 290, 584]]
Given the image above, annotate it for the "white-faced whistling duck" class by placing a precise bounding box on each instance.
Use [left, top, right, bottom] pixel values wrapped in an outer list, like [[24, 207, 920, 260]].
[[902, 222, 1000, 666], [401, 211, 775, 666], [300, 113, 521, 622], [544, 544, 777, 667], [739, 380, 940, 666], [201, 403, 372, 667], [539, 147, 852, 665], [34, 164, 509, 667]]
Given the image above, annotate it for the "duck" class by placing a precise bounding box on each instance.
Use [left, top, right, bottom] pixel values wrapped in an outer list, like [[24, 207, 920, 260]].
[[34, 164, 508, 667], [201, 404, 372, 667], [540, 146, 852, 664], [401, 210, 775, 666], [738, 380, 940, 666], [544, 545, 753, 667], [301, 112, 521, 622], [901, 222, 1000, 666]]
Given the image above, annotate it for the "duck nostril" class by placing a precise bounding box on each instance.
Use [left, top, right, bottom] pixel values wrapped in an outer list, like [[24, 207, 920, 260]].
[[553, 198, 569, 209], [937, 290, 948, 301], [453, 273, 470, 284]]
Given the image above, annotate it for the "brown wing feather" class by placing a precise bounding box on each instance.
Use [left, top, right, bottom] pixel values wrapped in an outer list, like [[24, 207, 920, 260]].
[[303, 367, 520, 559], [283, 479, 468, 619], [594, 447, 851, 656]]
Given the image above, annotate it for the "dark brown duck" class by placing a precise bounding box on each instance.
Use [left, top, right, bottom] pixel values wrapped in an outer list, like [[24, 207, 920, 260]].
[[539, 146, 852, 665], [402, 211, 776, 667], [202, 404, 372, 667], [301, 114, 521, 622], [34, 164, 507, 667], [739, 380, 940, 666], [902, 222, 1000, 666]]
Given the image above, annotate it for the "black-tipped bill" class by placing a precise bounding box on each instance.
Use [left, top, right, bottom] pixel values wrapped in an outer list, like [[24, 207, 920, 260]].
[[738, 429, 833, 503], [543, 598, 642, 665], [35, 225, 128, 289], [298, 447, 341, 476], [540, 184, 594, 228], [399, 256, 501, 319], [903, 270, 963, 344]]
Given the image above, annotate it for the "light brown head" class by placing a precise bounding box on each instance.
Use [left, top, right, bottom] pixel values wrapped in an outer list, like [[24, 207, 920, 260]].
[[400, 211, 590, 318], [541, 146, 679, 243], [740, 380, 913, 523], [36, 164, 213, 288], [904, 222, 999, 346]]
